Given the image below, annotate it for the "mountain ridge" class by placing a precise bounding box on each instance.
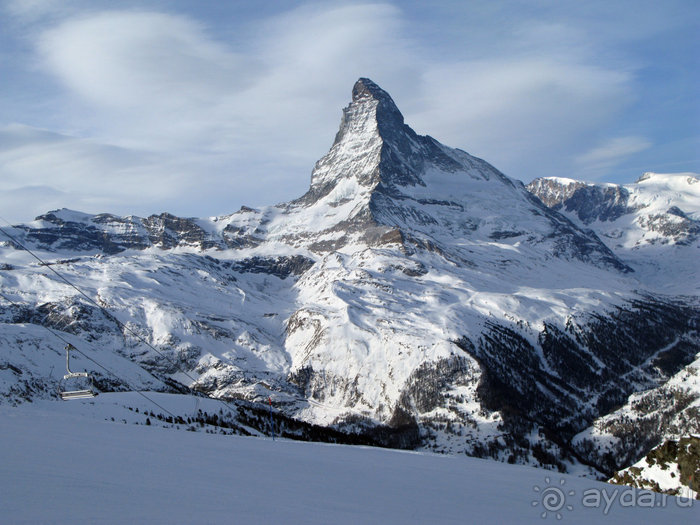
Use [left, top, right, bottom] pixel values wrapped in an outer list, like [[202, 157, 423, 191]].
[[527, 171, 700, 294]]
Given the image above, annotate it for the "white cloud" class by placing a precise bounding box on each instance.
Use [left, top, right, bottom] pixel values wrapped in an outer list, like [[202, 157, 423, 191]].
[[577, 136, 652, 165], [0, 123, 311, 221], [575, 136, 652, 178], [41, 12, 251, 107], [411, 59, 632, 173], [0, 124, 154, 190], [1, 2, 656, 222], [38, 11, 253, 149], [0, 124, 173, 218]]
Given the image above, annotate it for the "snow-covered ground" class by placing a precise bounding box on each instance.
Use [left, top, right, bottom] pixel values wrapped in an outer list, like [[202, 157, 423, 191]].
[[1, 394, 696, 524]]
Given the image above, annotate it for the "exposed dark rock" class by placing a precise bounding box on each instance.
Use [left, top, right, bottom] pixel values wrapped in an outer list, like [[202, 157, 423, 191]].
[[228, 255, 315, 279], [20, 210, 220, 254]]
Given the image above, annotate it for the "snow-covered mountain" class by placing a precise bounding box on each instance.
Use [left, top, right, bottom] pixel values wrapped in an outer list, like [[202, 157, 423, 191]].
[[1, 78, 698, 480], [527, 170, 700, 485], [527, 173, 699, 247], [527, 173, 700, 293]]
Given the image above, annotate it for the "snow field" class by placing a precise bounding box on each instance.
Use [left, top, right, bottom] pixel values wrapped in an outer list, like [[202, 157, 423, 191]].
[[1, 396, 697, 524]]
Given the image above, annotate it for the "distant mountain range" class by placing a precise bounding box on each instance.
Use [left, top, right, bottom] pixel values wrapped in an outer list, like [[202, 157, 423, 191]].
[[1, 78, 698, 491], [528, 172, 699, 294]]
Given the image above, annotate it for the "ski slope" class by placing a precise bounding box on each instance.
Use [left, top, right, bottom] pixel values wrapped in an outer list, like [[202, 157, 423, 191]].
[[1, 395, 696, 524]]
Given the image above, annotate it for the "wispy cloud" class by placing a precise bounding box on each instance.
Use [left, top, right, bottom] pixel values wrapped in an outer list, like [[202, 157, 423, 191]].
[[412, 58, 633, 171], [575, 136, 652, 179], [0, 2, 693, 222], [38, 11, 252, 149], [0, 124, 169, 220]]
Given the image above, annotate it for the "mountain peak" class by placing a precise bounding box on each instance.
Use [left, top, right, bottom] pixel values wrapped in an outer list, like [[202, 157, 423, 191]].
[[352, 78, 392, 103], [301, 78, 411, 204], [348, 77, 405, 129]]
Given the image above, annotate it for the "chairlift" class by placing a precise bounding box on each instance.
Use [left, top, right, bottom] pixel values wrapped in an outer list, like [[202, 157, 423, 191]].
[[58, 344, 97, 400]]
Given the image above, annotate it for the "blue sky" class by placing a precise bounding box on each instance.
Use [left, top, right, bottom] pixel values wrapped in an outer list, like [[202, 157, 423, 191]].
[[1, 0, 698, 223]]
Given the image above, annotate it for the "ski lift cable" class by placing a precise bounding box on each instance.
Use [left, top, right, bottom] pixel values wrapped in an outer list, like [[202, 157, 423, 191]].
[[0, 221, 205, 386], [0, 219, 248, 420], [30, 290, 100, 400], [0, 288, 179, 420]]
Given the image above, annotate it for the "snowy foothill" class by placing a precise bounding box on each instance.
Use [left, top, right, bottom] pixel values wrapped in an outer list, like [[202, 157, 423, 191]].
[[1, 394, 697, 524]]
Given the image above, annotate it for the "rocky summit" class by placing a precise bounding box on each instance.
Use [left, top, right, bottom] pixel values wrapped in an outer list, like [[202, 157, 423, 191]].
[[1, 78, 699, 480]]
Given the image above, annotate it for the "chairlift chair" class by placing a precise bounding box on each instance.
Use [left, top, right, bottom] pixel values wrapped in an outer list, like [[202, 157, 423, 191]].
[[59, 344, 97, 400]]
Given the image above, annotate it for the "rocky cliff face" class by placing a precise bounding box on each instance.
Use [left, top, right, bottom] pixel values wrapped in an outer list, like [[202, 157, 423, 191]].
[[13, 210, 218, 253], [1, 78, 698, 478]]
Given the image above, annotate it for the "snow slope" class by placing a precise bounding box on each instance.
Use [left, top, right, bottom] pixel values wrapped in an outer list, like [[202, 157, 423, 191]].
[[1, 398, 697, 524]]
